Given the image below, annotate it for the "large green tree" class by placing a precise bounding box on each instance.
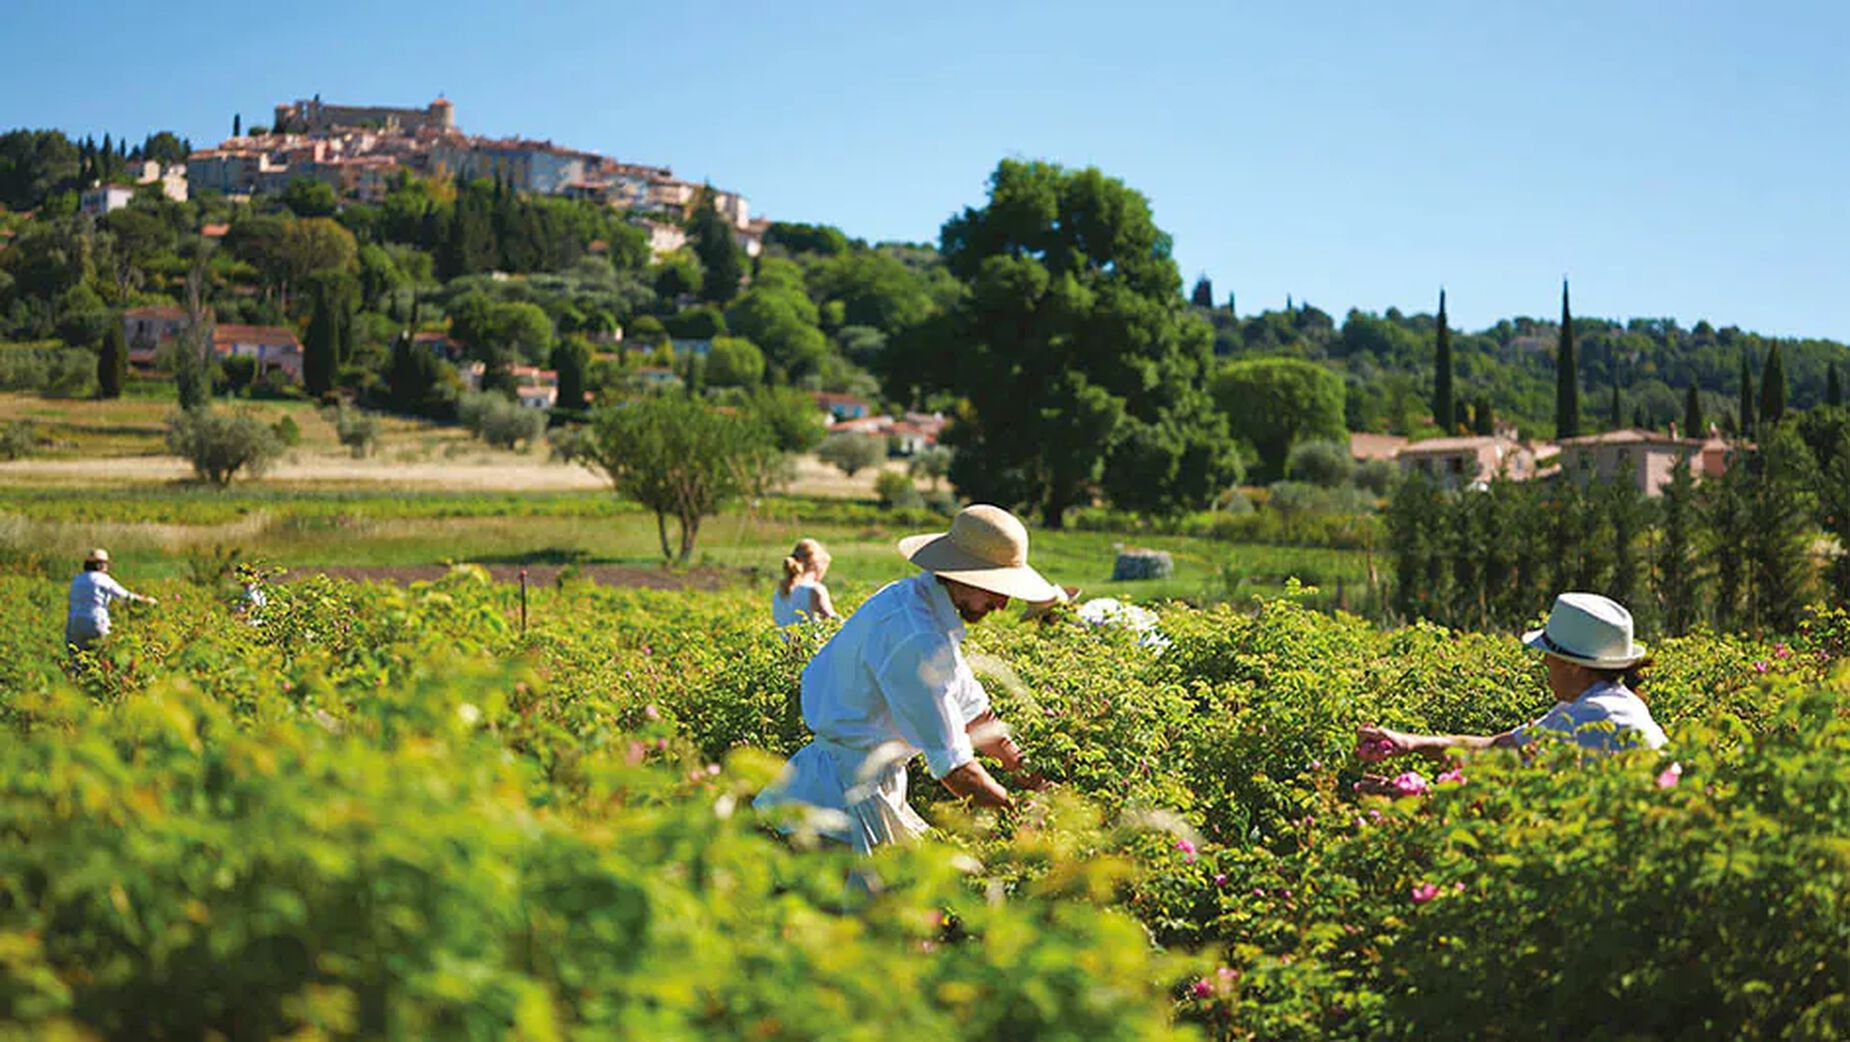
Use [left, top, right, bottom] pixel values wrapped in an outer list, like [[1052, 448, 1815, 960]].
[[1555, 280, 1579, 438], [1210, 357, 1346, 481], [688, 190, 744, 304], [580, 397, 769, 562], [1759, 341, 1787, 426], [913, 159, 1238, 526]]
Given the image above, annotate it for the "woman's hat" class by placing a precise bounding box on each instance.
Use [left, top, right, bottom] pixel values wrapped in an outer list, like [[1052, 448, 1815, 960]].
[[1522, 592, 1648, 668], [84, 548, 110, 564], [897, 504, 1061, 603]]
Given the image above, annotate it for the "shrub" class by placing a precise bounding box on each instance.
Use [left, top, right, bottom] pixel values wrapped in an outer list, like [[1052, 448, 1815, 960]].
[[0, 420, 37, 460], [331, 405, 380, 459], [1352, 457, 1399, 495], [271, 414, 302, 448], [459, 391, 547, 451], [817, 433, 884, 477], [874, 469, 924, 510], [163, 408, 283, 486], [1284, 440, 1354, 487]]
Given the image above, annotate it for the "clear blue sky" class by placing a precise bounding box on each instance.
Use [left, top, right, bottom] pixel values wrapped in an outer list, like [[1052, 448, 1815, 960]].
[[6, 0, 1848, 340]]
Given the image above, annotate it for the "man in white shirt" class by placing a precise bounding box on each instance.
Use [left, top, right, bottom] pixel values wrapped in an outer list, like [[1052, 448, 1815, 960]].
[[65, 548, 157, 652], [756, 505, 1060, 852]]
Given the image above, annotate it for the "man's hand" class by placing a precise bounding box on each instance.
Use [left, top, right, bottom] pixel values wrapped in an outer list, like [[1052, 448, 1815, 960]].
[[1356, 725, 1414, 762], [940, 760, 1012, 809]]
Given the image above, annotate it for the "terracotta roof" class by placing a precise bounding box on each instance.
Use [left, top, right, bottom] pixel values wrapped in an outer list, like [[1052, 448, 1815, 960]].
[[213, 324, 300, 348], [1349, 432, 1408, 461], [1556, 428, 1699, 448], [1397, 435, 1510, 455], [200, 223, 230, 238]]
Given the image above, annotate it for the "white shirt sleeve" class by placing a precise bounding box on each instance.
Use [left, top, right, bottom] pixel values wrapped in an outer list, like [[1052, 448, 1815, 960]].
[[98, 573, 132, 602], [873, 632, 976, 779]]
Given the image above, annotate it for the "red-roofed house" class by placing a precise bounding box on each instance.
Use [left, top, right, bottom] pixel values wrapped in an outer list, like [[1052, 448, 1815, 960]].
[[123, 306, 191, 369], [814, 392, 872, 421], [1555, 426, 1732, 496], [213, 324, 304, 382], [1396, 434, 1548, 489]]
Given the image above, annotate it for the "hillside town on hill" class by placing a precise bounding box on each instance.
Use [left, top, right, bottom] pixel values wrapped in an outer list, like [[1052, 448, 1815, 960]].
[[86, 94, 769, 262]]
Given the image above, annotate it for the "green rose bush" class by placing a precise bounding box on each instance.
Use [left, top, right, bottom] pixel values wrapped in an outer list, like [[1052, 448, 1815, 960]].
[[1, 570, 1845, 1039]]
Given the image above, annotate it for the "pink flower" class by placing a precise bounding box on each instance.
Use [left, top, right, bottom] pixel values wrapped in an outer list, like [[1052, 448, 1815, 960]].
[[1390, 771, 1430, 798], [1774, 643, 1791, 659], [1453, 881, 1466, 893], [1436, 768, 1466, 785], [643, 704, 661, 721], [1410, 882, 1440, 904], [706, 763, 721, 776], [1252, 887, 1266, 898], [1655, 762, 1683, 789], [1309, 759, 1323, 771], [1192, 979, 1214, 998], [1175, 838, 1197, 863], [1753, 661, 1769, 673], [1213, 873, 1229, 887], [1357, 736, 1397, 763], [1216, 966, 1238, 982], [1368, 808, 1384, 822]]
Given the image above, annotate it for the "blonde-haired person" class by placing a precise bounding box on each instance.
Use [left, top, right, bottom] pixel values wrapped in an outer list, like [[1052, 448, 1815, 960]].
[[772, 539, 837, 628]]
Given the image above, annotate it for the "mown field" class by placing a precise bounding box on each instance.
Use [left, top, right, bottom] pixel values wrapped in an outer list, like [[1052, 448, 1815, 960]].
[[1, 570, 1845, 1040]]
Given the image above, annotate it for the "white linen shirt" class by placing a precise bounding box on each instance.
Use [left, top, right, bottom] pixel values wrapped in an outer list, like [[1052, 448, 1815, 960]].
[[1512, 679, 1668, 752], [67, 570, 133, 633], [798, 572, 991, 779], [771, 578, 822, 628]]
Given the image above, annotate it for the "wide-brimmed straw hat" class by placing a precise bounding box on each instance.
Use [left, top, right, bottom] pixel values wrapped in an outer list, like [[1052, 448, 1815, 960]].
[[84, 548, 110, 565], [897, 504, 1061, 603], [1522, 592, 1648, 669]]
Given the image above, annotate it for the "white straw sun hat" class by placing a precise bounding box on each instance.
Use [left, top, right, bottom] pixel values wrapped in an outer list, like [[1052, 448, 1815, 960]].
[[84, 548, 110, 564], [897, 504, 1061, 603], [1522, 592, 1649, 669]]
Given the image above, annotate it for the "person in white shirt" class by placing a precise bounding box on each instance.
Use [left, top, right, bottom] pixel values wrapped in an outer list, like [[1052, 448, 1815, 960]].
[[1355, 593, 1667, 786], [65, 548, 157, 652], [756, 505, 1061, 852], [771, 538, 837, 628]]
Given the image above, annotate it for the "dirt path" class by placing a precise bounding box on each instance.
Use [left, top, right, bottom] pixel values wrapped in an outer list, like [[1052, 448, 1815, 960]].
[[292, 563, 740, 590]]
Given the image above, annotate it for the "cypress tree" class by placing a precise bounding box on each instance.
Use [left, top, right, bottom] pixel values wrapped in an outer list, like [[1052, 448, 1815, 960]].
[[1653, 454, 1700, 635], [1828, 362, 1843, 408], [233, 113, 241, 137], [1190, 275, 1215, 309], [1758, 341, 1787, 426], [552, 337, 589, 413], [1555, 280, 1579, 438], [1742, 429, 1813, 632], [688, 189, 745, 305], [1683, 385, 1703, 437], [1226, 290, 1236, 316], [304, 280, 336, 397], [1738, 354, 1756, 438], [1472, 396, 1494, 435], [1701, 457, 1750, 630], [1433, 289, 1455, 433], [98, 318, 127, 399], [1608, 382, 1623, 430]]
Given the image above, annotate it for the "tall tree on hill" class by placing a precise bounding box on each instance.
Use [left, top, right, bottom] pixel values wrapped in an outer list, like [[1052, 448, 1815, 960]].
[[232, 113, 241, 137], [1433, 289, 1455, 433], [1608, 382, 1623, 430], [440, 179, 497, 280], [98, 318, 127, 400], [1828, 362, 1844, 407], [1472, 396, 1494, 435], [552, 336, 589, 413], [1738, 354, 1756, 438], [1683, 385, 1703, 437], [1226, 290, 1236, 316], [1743, 428, 1814, 633], [1190, 275, 1214, 309], [1555, 280, 1579, 438], [1653, 454, 1700, 635], [918, 159, 1238, 526], [1758, 341, 1787, 426], [688, 189, 745, 305], [304, 279, 337, 397], [1700, 460, 1750, 631]]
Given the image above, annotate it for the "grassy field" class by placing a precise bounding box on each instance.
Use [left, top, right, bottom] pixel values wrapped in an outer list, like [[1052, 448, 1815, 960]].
[[0, 391, 1378, 608]]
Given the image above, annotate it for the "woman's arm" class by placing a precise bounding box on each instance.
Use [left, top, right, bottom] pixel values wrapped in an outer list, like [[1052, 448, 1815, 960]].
[[811, 582, 837, 620], [1357, 724, 1517, 761]]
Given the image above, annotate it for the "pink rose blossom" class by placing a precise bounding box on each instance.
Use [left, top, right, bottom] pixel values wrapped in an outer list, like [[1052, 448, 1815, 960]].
[[643, 704, 661, 721], [1175, 838, 1197, 863], [1309, 759, 1323, 771], [1410, 882, 1440, 904], [1655, 762, 1683, 789], [1217, 966, 1238, 981], [1368, 808, 1384, 822], [1753, 661, 1769, 673], [1213, 874, 1229, 887], [1390, 771, 1430, 798], [1774, 643, 1791, 659], [1357, 736, 1398, 763], [1453, 882, 1466, 893], [1192, 979, 1214, 998], [1436, 768, 1466, 785], [1252, 887, 1266, 898]]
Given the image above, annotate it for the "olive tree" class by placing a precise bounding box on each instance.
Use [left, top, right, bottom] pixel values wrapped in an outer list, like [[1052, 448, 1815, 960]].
[[581, 396, 773, 562], [164, 408, 284, 487]]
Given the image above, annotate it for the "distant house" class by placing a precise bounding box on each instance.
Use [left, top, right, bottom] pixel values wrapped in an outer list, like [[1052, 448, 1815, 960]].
[[80, 184, 137, 216], [213, 324, 303, 382], [631, 366, 681, 391], [1555, 426, 1731, 497], [122, 306, 191, 368], [412, 331, 461, 361], [515, 385, 558, 409], [814, 392, 872, 421], [1396, 434, 1546, 489]]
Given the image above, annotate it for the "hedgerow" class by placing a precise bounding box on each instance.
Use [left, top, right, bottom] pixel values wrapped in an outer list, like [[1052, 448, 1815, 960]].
[[0, 572, 1845, 1039]]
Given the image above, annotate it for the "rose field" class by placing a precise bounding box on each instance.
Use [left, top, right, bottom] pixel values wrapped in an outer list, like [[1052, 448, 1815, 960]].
[[2, 567, 1847, 1041]]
